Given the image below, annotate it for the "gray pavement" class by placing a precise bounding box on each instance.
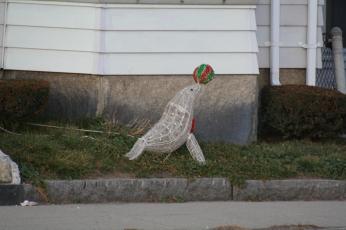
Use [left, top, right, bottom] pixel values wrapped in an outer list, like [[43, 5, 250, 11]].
[[0, 201, 346, 230]]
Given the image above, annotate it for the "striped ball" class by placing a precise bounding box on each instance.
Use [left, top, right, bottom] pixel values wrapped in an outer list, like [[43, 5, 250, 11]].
[[193, 64, 215, 84]]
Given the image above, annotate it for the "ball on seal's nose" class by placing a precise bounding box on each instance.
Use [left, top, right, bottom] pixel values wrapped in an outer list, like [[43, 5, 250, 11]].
[[193, 64, 215, 84]]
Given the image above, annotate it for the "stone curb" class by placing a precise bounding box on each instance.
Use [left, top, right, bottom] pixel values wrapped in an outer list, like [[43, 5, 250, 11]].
[[23, 178, 232, 204], [8, 178, 346, 204], [233, 179, 346, 201]]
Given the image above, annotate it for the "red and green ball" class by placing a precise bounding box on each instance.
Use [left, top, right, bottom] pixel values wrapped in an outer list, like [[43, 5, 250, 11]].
[[193, 64, 215, 84]]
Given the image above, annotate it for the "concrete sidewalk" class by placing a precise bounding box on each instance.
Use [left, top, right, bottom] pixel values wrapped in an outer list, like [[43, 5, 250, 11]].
[[0, 201, 346, 230]]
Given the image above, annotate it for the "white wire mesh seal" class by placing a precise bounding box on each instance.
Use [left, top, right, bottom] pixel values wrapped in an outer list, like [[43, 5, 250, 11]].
[[125, 84, 206, 165]]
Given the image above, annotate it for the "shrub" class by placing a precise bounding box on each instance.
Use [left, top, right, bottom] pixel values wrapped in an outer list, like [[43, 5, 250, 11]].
[[260, 85, 346, 139], [0, 80, 50, 125]]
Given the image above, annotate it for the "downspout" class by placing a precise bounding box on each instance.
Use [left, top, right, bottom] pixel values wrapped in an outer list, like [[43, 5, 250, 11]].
[[270, 0, 281, 85], [1, 0, 8, 71], [96, 6, 108, 117], [306, 0, 318, 86]]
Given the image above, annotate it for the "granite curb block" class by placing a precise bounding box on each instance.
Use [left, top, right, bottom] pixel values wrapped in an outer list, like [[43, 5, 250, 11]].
[[23, 178, 232, 204], [234, 180, 346, 201], [12, 179, 346, 204]]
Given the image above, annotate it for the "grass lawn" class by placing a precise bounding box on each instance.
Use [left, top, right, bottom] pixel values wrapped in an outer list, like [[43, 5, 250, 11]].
[[0, 119, 345, 186]]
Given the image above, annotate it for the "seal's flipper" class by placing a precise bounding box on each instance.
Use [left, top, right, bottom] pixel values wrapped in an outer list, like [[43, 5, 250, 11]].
[[186, 133, 206, 165], [125, 138, 146, 160]]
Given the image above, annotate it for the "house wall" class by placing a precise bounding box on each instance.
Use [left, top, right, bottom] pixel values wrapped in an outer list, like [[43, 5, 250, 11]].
[[1, 0, 324, 73], [0, 0, 260, 144], [4, 1, 258, 75], [256, 0, 324, 69], [0, 0, 326, 143]]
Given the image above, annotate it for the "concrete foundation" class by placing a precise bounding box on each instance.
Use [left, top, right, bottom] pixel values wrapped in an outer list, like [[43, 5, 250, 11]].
[[258, 68, 306, 89], [2, 70, 259, 144]]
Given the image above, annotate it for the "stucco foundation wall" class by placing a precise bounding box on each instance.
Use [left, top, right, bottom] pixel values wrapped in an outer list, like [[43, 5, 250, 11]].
[[258, 68, 306, 89], [1, 70, 258, 144]]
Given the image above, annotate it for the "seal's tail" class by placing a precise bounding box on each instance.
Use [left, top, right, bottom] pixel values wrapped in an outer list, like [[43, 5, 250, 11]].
[[125, 138, 146, 160]]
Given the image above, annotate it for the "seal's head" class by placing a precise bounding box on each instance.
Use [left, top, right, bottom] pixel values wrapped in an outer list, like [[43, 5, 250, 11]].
[[169, 64, 215, 111], [186, 84, 203, 98], [171, 84, 203, 111]]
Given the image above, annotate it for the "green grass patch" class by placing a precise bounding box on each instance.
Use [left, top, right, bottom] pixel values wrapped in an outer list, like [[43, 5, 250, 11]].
[[0, 119, 346, 186]]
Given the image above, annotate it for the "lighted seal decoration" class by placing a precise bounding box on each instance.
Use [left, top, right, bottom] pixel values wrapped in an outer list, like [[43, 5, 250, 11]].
[[125, 64, 215, 164]]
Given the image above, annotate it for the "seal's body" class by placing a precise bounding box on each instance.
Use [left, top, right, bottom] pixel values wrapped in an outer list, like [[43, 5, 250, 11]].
[[125, 84, 206, 164]]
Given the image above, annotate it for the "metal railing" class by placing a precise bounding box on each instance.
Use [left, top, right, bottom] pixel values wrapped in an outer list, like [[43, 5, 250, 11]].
[[316, 47, 337, 89]]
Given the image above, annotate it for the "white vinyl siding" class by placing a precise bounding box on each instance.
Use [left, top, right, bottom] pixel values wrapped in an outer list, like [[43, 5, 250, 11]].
[[7, 27, 258, 53], [256, 1, 324, 68], [6, 48, 98, 74], [1, 0, 325, 74], [3, 1, 259, 75]]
